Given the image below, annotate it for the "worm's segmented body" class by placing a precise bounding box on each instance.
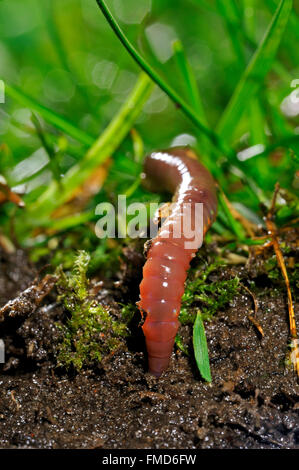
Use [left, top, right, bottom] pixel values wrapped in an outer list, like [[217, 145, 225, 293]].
[[138, 148, 217, 377]]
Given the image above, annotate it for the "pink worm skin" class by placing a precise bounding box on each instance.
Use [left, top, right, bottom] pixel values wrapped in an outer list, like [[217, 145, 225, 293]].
[[137, 147, 218, 377]]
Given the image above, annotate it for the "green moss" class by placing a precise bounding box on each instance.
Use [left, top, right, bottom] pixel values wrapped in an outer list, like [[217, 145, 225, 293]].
[[264, 254, 299, 288], [120, 303, 138, 324], [275, 191, 299, 227], [179, 259, 240, 325], [174, 333, 190, 356], [56, 250, 128, 371]]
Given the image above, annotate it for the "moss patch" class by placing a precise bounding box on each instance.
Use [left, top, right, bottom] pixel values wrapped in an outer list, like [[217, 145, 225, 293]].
[[56, 251, 128, 371], [179, 258, 240, 325]]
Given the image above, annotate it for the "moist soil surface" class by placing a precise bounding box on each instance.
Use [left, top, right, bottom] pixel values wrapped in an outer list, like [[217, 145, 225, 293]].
[[0, 242, 298, 449]]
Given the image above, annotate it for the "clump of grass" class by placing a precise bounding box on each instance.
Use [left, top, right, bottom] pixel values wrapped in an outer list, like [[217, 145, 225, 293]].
[[179, 259, 240, 325], [56, 250, 128, 371]]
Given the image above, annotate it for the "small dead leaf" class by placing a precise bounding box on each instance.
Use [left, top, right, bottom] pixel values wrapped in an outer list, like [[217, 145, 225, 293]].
[[0, 181, 25, 208]]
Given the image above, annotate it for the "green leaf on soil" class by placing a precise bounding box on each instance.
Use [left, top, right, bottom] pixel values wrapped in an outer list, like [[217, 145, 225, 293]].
[[193, 311, 212, 383]]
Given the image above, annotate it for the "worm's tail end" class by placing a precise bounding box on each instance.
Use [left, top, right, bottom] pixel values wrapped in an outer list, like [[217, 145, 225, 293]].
[[142, 318, 179, 377], [145, 337, 175, 377]]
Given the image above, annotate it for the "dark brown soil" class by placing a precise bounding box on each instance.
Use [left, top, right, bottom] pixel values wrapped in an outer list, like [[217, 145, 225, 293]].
[[0, 243, 298, 449]]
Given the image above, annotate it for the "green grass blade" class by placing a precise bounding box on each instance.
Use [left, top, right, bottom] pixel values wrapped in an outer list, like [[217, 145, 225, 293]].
[[265, 0, 299, 40], [193, 311, 212, 382], [83, 75, 153, 166], [172, 40, 211, 156], [4, 83, 94, 147], [46, 1, 71, 75], [216, 0, 246, 70], [41, 210, 95, 231], [30, 113, 62, 184], [216, 0, 292, 142], [218, 190, 246, 240], [172, 39, 226, 182], [172, 40, 208, 122], [243, 0, 256, 38], [131, 129, 144, 164]]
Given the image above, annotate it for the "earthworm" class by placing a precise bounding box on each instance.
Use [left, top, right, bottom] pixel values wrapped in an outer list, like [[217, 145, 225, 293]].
[[137, 147, 217, 377]]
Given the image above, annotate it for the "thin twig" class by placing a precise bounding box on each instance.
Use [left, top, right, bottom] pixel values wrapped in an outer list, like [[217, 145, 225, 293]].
[[10, 391, 21, 410], [265, 183, 299, 377], [240, 282, 264, 337]]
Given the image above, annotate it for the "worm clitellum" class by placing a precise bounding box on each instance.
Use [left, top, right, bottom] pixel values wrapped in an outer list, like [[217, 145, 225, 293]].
[[138, 147, 217, 377]]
